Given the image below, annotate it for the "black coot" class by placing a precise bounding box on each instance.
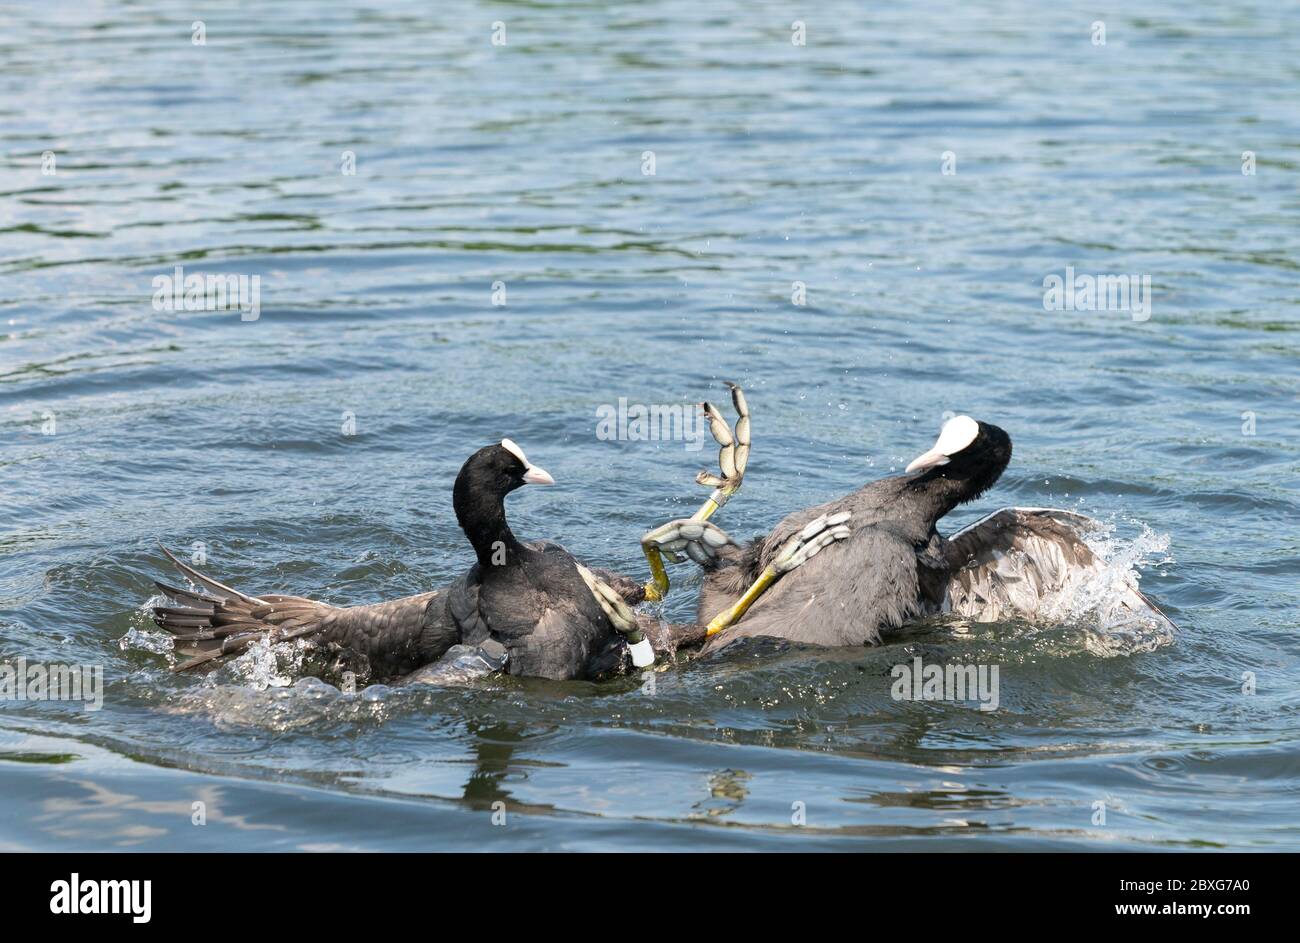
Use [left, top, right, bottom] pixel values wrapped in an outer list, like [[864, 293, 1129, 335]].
[[152, 440, 647, 680], [441, 439, 640, 679]]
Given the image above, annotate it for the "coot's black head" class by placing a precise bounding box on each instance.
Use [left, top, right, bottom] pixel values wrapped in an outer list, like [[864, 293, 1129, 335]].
[[454, 439, 554, 502], [904, 416, 1012, 504], [453, 438, 554, 544]]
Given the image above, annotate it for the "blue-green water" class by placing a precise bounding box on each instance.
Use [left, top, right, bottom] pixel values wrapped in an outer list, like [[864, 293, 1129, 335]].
[[2, 0, 1298, 850]]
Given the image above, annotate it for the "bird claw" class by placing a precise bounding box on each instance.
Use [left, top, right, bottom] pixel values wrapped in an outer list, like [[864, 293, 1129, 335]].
[[640, 518, 735, 568], [772, 511, 852, 574], [697, 381, 750, 497]]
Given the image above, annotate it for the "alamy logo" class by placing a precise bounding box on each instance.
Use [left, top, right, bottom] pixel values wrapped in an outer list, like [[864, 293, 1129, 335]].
[[1042, 266, 1151, 321], [891, 657, 1000, 711], [152, 264, 261, 321], [595, 398, 707, 451], [0, 658, 103, 711], [50, 874, 151, 923]]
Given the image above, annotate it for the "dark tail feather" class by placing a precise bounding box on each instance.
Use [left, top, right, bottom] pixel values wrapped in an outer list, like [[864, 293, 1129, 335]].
[[153, 579, 224, 608], [151, 545, 334, 672], [169, 623, 326, 672], [158, 544, 263, 604]]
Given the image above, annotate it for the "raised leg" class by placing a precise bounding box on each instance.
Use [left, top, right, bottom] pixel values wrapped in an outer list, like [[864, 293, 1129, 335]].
[[642, 381, 750, 601], [577, 564, 656, 667], [703, 511, 852, 637]]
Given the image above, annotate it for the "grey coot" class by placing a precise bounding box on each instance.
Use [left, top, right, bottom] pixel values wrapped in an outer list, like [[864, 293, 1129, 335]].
[[684, 416, 1175, 649]]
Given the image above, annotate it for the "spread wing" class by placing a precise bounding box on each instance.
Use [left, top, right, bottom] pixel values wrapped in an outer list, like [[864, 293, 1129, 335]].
[[942, 507, 1176, 635]]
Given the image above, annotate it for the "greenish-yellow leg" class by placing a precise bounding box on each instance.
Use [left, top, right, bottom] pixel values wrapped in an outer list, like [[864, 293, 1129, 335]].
[[704, 511, 852, 637], [642, 382, 749, 601]]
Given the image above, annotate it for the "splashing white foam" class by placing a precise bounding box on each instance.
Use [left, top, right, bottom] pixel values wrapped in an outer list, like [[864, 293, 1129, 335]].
[[120, 594, 176, 657], [1046, 518, 1175, 656], [220, 635, 320, 690], [165, 675, 406, 732]]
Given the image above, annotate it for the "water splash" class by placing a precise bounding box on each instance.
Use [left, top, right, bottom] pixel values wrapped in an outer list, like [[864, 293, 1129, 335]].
[[226, 636, 297, 690], [1047, 518, 1176, 657], [119, 594, 177, 659], [118, 626, 174, 656], [164, 674, 409, 732]]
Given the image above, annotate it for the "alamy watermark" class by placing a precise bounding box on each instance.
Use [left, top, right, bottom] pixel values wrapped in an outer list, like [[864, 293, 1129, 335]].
[[50, 874, 150, 923], [891, 657, 999, 711], [152, 265, 261, 321], [1, 658, 104, 711], [1042, 266, 1151, 322], [595, 398, 706, 451]]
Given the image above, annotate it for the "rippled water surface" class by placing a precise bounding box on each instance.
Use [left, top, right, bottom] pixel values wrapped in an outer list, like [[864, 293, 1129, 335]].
[[2, 0, 1298, 850]]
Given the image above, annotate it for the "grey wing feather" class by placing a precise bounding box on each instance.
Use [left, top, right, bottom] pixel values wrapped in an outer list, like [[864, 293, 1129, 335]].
[[525, 541, 645, 604], [510, 605, 597, 680], [313, 592, 447, 675], [446, 566, 491, 644], [943, 507, 1176, 633]]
